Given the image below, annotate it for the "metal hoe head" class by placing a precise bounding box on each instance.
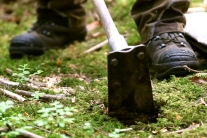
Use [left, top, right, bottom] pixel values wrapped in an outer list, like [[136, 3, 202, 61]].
[[92, 0, 155, 121]]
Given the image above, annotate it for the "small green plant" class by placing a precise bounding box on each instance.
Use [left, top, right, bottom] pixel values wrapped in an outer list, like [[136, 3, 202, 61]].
[[34, 101, 78, 129], [0, 101, 31, 137], [0, 100, 78, 137], [30, 91, 45, 101], [0, 100, 14, 115], [83, 122, 94, 133], [12, 64, 43, 84]]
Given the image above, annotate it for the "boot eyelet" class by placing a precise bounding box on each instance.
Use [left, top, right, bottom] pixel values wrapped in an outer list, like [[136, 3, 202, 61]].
[[43, 30, 47, 34], [51, 22, 56, 26], [154, 36, 160, 41], [180, 42, 186, 47], [178, 33, 184, 38], [47, 32, 51, 36], [159, 44, 166, 49]]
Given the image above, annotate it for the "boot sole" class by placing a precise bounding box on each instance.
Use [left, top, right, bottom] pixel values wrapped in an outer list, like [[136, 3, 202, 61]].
[[153, 61, 199, 78]]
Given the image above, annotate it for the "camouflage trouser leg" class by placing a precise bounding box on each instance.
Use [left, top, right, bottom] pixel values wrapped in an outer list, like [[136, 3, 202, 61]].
[[36, 0, 87, 28], [131, 0, 190, 43]]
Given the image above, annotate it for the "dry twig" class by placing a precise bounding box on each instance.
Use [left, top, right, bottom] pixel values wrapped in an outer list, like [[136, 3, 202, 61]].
[[183, 65, 200, 73], [0, 127, 7, 133], [28, 80, 47, 87], [15, 89, 67, 100], [117, 128, 133, 132], [0, 78, 19, 86], [18, 129, 44, 138], [0, 127, 44, 138], [165, 124, 199, 135], [5, 68, 13, 75], [0, 88, 26, 102], [84, 39, 108, 54]]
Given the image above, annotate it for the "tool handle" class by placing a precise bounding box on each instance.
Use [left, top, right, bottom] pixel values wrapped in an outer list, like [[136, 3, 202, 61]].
[[92, 0, 128, 51]]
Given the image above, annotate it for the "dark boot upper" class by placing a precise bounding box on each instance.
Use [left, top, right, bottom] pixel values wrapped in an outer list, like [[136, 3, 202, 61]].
[[147, 33, 197, 65], [9, 15, 86, 58], [131, 0, 190, 43], [9, 0, 87, 58], [11, 15, 86, 49], [131, 0, 198, 78], [146, 32, 198, 78]]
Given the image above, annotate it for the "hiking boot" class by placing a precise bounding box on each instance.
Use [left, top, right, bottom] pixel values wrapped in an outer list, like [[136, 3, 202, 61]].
[[9, 16, 87, 58], [146, 32, 199, 78]]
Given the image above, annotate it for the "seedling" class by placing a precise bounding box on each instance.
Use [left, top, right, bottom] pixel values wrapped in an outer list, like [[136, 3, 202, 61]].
[[12, 64, 43, 84]]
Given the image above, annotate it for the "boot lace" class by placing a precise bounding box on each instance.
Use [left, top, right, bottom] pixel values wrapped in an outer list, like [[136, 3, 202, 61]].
[[153, 33, 187, 49]]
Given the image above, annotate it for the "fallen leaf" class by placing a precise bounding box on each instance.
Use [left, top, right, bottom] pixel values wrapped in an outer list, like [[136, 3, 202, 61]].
[[86, 21, 101, 32], [69, 64, 76, 70], [190, 76, 207, 85], [176, 114, 181, 120], [23, 112, 29, 117], [95, 131, 99, 135], [57, 59, 62, 66]]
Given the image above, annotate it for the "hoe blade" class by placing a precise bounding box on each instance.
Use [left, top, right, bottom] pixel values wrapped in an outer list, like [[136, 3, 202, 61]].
[[108, 45, 155, 119]]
